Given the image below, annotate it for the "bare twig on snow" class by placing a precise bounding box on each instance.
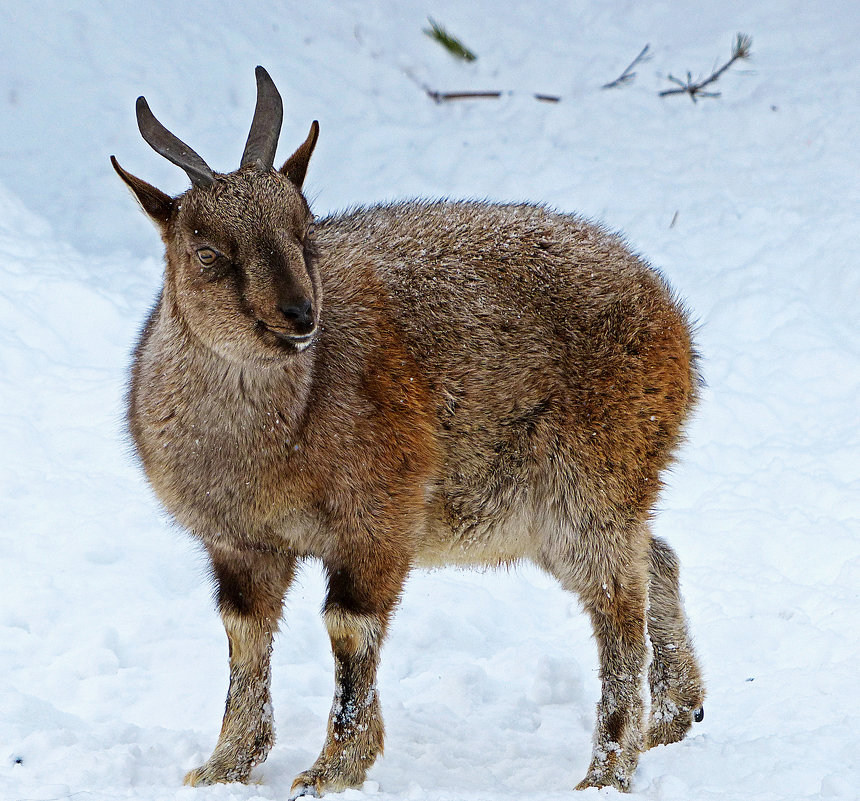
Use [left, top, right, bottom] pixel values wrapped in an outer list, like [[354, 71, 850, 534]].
[[426, 89, 503, 103], [660, 33, 752, 102], [602, 44, 651, 89]]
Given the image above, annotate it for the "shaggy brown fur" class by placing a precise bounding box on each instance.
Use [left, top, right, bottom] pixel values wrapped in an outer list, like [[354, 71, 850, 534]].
[[113, 69, 704, 796]]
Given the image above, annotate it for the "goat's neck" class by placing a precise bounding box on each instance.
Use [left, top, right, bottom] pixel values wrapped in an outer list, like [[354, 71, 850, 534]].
[[148, 291, 316, 434]]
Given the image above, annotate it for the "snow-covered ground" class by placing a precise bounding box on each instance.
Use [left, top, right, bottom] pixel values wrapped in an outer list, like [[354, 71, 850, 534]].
[[1, 2, 858, 800]]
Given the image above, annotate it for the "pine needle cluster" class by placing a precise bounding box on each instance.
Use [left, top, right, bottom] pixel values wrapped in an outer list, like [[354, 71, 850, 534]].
[[423, 18, 477, 62]]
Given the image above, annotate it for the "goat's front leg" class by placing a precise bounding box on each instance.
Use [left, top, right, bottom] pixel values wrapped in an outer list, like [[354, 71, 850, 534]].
[[185, 544, 296, 786], [290, 557, 406, 798]]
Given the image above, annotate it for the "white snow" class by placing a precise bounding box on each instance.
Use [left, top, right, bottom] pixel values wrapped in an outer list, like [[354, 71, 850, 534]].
[[1, 2, 859, 800]]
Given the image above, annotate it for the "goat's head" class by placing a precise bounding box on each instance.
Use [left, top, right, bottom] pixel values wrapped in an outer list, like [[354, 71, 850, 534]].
[[113, 67, 321, 361]]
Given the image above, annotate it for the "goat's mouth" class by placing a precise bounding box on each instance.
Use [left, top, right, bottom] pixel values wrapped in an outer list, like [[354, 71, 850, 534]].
[[255, 319, 317, 352], [284, 331, 316, 352]]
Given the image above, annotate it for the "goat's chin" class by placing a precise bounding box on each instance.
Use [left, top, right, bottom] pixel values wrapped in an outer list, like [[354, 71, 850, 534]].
[[195, 330, 308, 367]]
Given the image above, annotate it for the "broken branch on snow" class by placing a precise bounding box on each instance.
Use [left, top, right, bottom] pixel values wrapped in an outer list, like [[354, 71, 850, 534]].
[[424, 88, 559, 104], [660, 33, 752, 101], [602, 44, 651, 89]]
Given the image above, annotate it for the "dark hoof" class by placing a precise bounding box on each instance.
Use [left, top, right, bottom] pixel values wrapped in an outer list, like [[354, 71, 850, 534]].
[[694, 707, 704, 723]]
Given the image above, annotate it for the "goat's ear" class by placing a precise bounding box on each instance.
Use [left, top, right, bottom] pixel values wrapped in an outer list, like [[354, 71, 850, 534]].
[[279, 121, 319, 189], [111, 156, 174, 227]]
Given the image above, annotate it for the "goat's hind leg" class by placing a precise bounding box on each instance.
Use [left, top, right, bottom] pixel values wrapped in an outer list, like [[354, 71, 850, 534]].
[[545, 525, 650, 792], [578, 570, 649, 790], [645, 535, 704, 748], [185, 544, 296, 786]]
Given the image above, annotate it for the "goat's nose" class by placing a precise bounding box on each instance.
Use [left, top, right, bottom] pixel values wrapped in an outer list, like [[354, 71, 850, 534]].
[[278, 298, 314, 334]]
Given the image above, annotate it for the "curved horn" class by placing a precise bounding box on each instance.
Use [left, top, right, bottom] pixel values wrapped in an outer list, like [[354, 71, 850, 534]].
[[241, 66, 283, 170], [136, 96, 215, 188]]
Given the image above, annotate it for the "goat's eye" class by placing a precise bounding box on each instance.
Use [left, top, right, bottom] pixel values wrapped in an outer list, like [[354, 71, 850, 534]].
[[196, 247, 219, 266]]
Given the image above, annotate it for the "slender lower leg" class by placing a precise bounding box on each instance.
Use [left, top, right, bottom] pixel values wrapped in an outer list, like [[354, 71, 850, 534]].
[[291, 561, 405, 798], [291, 608, 386, 796], [576, 575, 648, 792], [646, 536, 704, 748], [185, 546, 295, 786]]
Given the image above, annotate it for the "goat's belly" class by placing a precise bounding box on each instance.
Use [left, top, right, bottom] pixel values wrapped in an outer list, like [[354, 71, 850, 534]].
[[414, 499, 540, 568]]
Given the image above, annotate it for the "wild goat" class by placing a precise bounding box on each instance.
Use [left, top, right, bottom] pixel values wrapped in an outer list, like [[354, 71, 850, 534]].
[[113, 67, 704, 796]]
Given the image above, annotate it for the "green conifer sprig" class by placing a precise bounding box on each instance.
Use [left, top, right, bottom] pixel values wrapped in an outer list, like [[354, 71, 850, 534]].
[[423, 18, 477, 62]]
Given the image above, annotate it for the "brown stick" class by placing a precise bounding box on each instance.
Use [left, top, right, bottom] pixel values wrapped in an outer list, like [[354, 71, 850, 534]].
[[426, 89, 561, 104], [426, 89, 503, 103]]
